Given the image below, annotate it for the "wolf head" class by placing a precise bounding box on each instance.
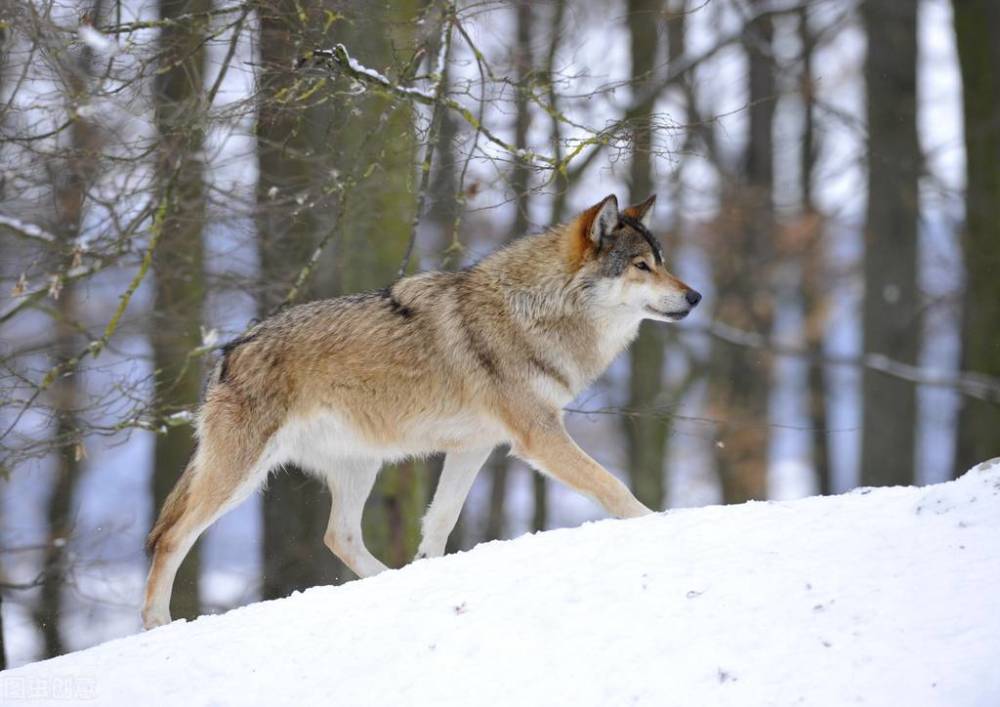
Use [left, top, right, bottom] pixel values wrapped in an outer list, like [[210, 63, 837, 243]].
[[570, 194, 701, 322]]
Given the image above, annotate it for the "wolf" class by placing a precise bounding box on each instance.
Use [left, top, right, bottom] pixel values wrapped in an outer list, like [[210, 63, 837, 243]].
[[142, 194, 701, 628]]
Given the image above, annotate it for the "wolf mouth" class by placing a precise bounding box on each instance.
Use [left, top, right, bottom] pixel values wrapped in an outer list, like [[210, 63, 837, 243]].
[[645, 305, 689, 320]]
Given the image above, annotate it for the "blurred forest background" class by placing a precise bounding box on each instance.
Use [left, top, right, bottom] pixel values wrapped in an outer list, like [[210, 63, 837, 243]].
[[1, 0, 999, 668]]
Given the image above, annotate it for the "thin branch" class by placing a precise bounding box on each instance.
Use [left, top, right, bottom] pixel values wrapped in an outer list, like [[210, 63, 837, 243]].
[[684, 320, 1000, 405], [96, 3, 248, 35], [0, 263, 107, 325], [0, 180, 174, 444], [205, 5, 251, 106], [443, 17, 490, 258], [306, 43, 555, 167], [0, 213, 58, 244]]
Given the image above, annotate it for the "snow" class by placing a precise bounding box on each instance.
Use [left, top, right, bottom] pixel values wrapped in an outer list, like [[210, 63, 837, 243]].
[[4, 460, 1000, 706], [78, 25, 116, 55], [316, 44, 437, 101], [0, 213, 57, 244]]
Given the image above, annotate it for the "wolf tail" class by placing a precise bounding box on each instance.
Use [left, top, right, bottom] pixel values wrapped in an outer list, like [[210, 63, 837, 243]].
[[146, 456, 196, 556]]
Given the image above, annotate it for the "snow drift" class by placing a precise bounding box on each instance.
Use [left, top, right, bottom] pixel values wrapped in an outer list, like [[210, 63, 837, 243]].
[[4, 460, 1000, 707]]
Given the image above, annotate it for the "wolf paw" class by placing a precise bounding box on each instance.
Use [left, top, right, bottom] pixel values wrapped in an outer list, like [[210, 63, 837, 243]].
[[142, 606, 171, 631]]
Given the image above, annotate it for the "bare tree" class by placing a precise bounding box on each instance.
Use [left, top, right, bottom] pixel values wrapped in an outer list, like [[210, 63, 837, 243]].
[[860, 0, 920, 488], [624, 0, 669, 510], [706, 0, 777, 503], [34, 0, 109, 657], [797, 6, 832, 494], [952, 0, 1000, 476], [149, 0, 211, 621]]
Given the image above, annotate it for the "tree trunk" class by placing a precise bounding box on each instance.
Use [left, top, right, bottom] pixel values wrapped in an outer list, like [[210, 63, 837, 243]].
[[952, 0, 1000, 476], [624, 0, 669, 511], [860, 0, 920, 488], [485, 453, 507, 542], [36, 0, 106, 657], [150, 0, 209, 620], [38, 275, 82, 657], [798, 7, 832, 494], [256, 0, 346, 597], [707, 0, 775, 503], [427, 65, 459, 241]]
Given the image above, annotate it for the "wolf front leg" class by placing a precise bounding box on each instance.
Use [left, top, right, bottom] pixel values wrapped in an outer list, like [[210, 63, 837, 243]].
[[502, 403, 652, 519]]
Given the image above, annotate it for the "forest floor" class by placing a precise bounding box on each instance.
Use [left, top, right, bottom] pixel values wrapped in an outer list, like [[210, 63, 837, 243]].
[[4, 459, 1000, 706]]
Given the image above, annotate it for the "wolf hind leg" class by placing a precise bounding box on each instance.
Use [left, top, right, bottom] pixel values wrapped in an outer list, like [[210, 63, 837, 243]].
[[143, 447, 267, 629], [416, 447, 494, 560], [321, 458, 388, 578]]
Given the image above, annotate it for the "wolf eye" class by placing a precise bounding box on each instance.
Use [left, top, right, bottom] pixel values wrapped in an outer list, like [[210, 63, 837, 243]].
[[633, 261, 651, 272]]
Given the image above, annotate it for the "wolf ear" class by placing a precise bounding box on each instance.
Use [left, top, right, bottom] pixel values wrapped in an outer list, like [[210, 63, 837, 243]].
[[584, 194, 620, 247], [623, 194, 656, 229]]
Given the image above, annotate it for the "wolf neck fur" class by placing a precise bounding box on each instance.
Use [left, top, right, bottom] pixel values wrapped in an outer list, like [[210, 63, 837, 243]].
[[465, 226, 642, 389]]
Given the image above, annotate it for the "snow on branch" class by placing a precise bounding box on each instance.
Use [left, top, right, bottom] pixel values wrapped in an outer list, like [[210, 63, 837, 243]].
[[310, 44, 437, 101], [304, 43, 557, 169], [0, 213, 58, 245]]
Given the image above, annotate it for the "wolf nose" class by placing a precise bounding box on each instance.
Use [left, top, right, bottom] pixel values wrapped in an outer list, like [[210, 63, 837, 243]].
[[685, 290, 702, 307]]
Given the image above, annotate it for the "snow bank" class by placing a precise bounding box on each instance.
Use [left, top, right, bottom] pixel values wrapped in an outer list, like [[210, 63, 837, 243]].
[[4, 460, 1000, 706]]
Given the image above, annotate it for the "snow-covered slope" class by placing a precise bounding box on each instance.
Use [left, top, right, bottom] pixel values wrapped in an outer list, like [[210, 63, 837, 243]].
[[5, 460, 1000, 707]]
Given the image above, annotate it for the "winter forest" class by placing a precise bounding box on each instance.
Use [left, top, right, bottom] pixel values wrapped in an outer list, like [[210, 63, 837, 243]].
[[1, 0, 999, 669]]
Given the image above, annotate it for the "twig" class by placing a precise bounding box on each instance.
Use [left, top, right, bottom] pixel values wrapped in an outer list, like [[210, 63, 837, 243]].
[[306, 43, 555, 167], [96, 3, 248, 35], [0, 213, 59, 244], [0, 180, 174, 444], [205, 5, 251, 106], [443, 18, 490, 257], [684, 320, 1000, 404]]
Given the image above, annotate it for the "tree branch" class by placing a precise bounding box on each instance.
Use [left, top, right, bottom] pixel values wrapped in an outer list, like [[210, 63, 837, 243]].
[[686, 320, 1000, 405], [305, 43, 556, 168]]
